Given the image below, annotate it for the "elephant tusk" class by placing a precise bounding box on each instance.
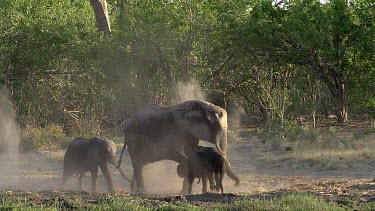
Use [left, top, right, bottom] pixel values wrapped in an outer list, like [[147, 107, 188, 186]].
[[215, 142, 226, 156], [214, 143, 232, 168]]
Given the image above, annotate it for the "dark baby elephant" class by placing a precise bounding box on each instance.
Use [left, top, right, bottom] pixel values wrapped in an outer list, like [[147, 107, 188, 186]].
[[177, 146, 240, 194], [62, 137, 130, 193]]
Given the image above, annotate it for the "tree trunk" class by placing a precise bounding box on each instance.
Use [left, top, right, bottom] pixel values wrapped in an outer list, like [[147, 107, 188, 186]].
[[90, 0, 111, 36], [117, 0, 126, 30], [321, 68, 348, 123]]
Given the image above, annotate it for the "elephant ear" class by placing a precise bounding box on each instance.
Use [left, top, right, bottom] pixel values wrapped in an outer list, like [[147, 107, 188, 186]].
[[179, 110, 212, 141], [176, 164, 185, 178], [184, 110, 205, 123]]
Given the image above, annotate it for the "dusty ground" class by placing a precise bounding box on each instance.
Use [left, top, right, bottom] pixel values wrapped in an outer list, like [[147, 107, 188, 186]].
[[0, 130, 374, 205]]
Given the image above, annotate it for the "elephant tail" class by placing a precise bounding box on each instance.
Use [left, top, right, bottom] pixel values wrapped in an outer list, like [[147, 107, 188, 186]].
[[117, 140, 127, 168], [224, 158, 240, 187], [109, 161, 132, 183]]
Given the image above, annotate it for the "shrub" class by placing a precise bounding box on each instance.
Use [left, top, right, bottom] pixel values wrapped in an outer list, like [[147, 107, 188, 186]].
[[286, 126, 307, 142], [257, 126, 285, 148], [21, 124, 68, 151], [69, 118, 100, 138], [306, 128, 321, 142]]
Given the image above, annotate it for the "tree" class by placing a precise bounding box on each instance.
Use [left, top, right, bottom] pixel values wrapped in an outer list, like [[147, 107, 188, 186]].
[[90, 0, 111, 36], [0, 0, 109, 129], [221, 0, 373, 123]]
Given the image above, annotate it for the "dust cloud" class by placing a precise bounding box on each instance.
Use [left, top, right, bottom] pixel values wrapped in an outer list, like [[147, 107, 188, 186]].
[[143, 161, 183, 194], [172, 79, 206, 104], [0, 81, 258, 195], [0, 87, 21, 189]]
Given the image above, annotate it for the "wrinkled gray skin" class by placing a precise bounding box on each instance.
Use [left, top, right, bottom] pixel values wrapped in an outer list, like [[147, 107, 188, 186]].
[[62, 137, 119, 194], [177, 146, 240, 194], [117, 100, 232, 194]]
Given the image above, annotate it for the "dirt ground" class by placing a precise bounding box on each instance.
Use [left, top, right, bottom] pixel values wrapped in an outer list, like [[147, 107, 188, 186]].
[[0, 132, 374, 205]]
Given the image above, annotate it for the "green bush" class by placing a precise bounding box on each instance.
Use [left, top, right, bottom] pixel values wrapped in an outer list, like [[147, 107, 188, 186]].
[[306, 128, 321, 142], [257, 126, 284, 148], [286, 126, 307, 142], [353, 126, 375, 139], [21, 124, 68, 151], [69, 118, 101, 138]]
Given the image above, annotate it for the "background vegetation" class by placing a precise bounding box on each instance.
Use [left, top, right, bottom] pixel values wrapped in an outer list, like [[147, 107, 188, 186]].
[[0, 0, 374, 147]]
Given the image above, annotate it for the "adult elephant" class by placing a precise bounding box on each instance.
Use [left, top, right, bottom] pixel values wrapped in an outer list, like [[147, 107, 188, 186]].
[[117, 100, 232, 194]]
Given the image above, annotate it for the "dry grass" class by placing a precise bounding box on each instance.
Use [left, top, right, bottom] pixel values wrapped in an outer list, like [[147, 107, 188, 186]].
[[291, 138, 374, 160], [252, 124, 375, 171]]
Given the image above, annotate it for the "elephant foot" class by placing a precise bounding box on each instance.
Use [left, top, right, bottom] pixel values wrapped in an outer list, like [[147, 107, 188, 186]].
[[135, 186, 146, 195], [108, 187, 115, 193], [180, 190, 188, 195], [135, 190, 147, 196], [180, 185, 189, 195]]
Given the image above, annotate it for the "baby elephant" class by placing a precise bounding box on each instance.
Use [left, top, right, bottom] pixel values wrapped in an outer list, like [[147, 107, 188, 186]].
[[62, 137, 119, 193], [178, 146, 240, 194]]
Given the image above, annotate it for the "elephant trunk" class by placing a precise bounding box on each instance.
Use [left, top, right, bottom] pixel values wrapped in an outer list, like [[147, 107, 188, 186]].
[[224, 158, 240, 187], [218, 109, 228, 155], [214, 119, 228, 156], [219, 126, 227, 155]]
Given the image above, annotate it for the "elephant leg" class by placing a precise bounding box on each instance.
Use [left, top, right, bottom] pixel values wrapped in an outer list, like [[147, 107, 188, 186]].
[[131, 173, 137, 193], [187, 174, 195, 194], [100, 163, 114, 193], [168, 152, 189, 194], [90, 167, 98, 194], [219, 172, 224, 193], [62, 169, 73, 189], [208, 173, 216, 191], [182, 177, 190, 194], [202, 176, 208, 193], [78, 172, 85, 191], [133, 165, 146, 194], [215, 173, 223, 193]]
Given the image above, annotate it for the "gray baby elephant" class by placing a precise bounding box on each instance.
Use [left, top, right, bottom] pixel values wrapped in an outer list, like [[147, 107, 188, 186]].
[[62, 137, 130, 193]]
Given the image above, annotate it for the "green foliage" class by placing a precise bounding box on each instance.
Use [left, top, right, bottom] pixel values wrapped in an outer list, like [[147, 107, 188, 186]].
[[212, 193, 346, 210], [306, 128, 321, 142], [155, 204, 201, 211], [258, 125, 323, 148], [68, 118, 101, 138], [21, 124, 68, 151], [207, 0, 373, 123], [286, 126, 308, 142], [353, 126, 375, 140], [274, 194, 345, 211], [257, 126, 284, 147], [356, 202, 375, 211], [0, 0, 112, 130], [0, 0, 374, 135], [0, 192, 354, 210]]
